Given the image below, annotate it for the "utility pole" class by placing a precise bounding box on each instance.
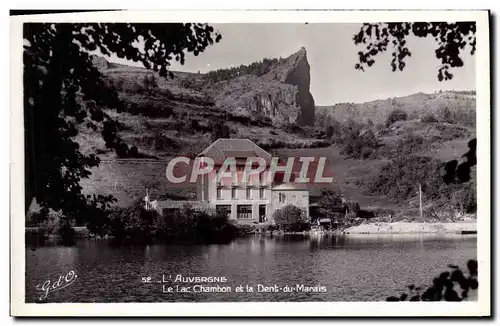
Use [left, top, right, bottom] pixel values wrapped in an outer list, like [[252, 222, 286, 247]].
[[419, 183, 423, 220]]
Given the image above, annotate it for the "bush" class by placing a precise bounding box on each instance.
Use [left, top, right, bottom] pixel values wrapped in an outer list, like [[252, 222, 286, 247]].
[[129, 145, 139, 158], [283, 123, 303, 134], [209, 121, 231, 142], [421, 114, 438, 123], [437, 107, 453, 123], [126, 101, 174, 118], [369, 155, 444, 201], [107, 201, 240, 244], [386, 109, 408, 127], [273, 205, 309, 232], [340, 129, 380, 159]]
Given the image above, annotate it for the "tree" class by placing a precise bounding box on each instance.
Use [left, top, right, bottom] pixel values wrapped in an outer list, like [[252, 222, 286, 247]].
[[386, 109, 408, 127], [143, 73, 158, 92], [272, 205, 308, 232], [353, 22, 476, 81], [24, 23, 222, 221], [209, 120, 231, 142], [315, 189, 343, 222]]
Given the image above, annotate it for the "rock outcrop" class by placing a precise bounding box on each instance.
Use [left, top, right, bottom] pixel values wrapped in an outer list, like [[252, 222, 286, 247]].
[[209, 47, 316, 126], [91, 47, 316, 126]]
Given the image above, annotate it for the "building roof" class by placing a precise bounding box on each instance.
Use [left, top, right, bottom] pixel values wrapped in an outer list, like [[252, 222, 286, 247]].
[[271, 182, 310, 191], [197, 138, 272, 165]]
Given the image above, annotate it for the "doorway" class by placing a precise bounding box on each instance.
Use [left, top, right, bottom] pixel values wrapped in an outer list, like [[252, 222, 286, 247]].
[[259, 204, 266, 223]]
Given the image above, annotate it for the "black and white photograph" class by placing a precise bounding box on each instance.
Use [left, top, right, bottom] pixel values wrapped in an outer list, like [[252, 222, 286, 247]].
[[9, 9, 491, 317]]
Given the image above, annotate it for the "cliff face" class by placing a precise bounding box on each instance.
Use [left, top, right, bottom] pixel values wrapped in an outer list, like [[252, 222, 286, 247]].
[[92, 47, 316, 126], [209, 47, 316, 126], [281, 47, 315, 125]]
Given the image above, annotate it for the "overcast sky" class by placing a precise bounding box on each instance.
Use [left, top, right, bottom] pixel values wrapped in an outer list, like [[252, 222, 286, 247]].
[[105, 23, 476, 105]]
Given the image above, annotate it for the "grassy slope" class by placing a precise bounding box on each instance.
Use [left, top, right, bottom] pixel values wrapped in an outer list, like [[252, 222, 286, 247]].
[[316, 91, 476, 125], [77, 62, 475, 212]]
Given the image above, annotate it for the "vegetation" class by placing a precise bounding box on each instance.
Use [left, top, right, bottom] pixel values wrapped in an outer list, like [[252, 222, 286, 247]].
[[205, 57, 285, 83], [92, 199, 240, 244], [354, 22, 476, 81], [142, 73, 158, 92], [369, 154, 477, 216], [387, 260, 478, 301], [24, 23, 221, 221], [340, 129, 380, 159], [210, 120, 231, 142], [272, 205, 310, 232], [386, 109, 408, 127]]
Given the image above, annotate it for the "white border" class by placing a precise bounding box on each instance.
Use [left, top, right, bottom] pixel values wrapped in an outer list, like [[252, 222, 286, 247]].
[[10, 10, 491, 317]]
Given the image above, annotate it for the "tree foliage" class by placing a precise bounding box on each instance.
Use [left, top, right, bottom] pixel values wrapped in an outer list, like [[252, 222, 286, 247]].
[[24, 23, 221, 219], [205, 57, 284, 83], [386, 109, 408, 127], [443, 138, 477, 184], [387, 260, 478, 301], [273, 204, 309, 232], [353, 22, 476, 81]]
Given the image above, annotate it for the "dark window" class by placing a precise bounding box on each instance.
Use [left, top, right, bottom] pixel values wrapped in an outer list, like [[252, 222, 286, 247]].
[[231, 187, 236, 199], [216, 205, 231, 218], [259, 187, 265, 199], [246, 188, 251, 199], [237, 205, 252, 219], [216, 187, 222, 200], [279, 193, 286, 203]]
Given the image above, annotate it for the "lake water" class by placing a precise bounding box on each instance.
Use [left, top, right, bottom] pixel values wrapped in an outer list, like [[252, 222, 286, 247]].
[[25, 234, 476, 302]]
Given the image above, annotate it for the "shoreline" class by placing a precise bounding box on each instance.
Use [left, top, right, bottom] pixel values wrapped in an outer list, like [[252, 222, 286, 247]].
[[25, 220, 478, 239], [342, 221, 477, 235]]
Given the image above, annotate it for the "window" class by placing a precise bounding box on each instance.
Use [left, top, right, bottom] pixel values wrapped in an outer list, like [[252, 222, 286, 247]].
[[216, 205, 231, 218], [216, 187, 222, 200], [231, 187, 236, 199], [237, 205, 252, 219], [279, 193, 286, 203], [246, 188, 251, 199], [259, 187, 265, 199]]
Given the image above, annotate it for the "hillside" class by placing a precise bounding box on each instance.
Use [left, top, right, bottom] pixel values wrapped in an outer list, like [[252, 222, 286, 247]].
[[77, 50, 476, 215], [316, 91, 475, 126]]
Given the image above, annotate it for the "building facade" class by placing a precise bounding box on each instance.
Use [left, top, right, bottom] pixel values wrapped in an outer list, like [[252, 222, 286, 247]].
[[196, 139, 309, 224]]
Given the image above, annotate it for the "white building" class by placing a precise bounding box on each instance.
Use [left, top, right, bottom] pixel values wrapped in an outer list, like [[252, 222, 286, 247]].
[[196, 139, 309, 224]]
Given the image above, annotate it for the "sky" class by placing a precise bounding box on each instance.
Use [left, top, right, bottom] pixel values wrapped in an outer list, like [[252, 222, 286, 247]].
[[105, 23, 476, 106]]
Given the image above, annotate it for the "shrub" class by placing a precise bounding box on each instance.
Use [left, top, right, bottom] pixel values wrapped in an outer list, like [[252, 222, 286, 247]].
[[386, 109, 408, 127], [283, 123, 303, 134], [421, 114, 438, 123], [126, 101, 174, 118], [114, 141, 129, 158], [129, 145, 139, 158], [273, 205, 309, 232], [143, 73, 158, 91], [392, 133, 427, 157], [369, 155, 444, 201], [437, 107, 453, 123], [107, 201, 239, 244], [340, 129, 380, 159], [209, 121, 231, 142]]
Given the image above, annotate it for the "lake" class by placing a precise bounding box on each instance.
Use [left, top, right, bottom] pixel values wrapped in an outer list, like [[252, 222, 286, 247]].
[[25, 234, 477, 302]]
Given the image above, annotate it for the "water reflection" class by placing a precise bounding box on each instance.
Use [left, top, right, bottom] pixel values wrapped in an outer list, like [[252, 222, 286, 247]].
[[26, 234, 477, 303]]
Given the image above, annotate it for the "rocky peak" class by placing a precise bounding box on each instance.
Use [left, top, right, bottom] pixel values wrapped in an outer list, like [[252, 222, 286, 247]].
[[281, 47, 315, 125], [260, 47, 315, 125]]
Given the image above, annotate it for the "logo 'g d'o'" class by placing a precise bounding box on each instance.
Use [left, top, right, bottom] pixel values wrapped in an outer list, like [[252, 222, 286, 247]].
[[36, 270, 78, 300]]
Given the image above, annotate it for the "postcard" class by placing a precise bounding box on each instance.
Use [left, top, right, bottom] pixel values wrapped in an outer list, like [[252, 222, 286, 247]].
[[10, 9, 491, 317]]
